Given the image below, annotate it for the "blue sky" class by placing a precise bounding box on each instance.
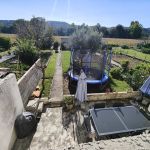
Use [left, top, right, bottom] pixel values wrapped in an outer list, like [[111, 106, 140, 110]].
[[0, 0, 149, 27]]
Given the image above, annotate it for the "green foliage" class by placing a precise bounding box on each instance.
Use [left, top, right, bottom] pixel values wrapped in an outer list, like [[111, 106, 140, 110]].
[[16, 39, 38, 65], [129, 21, 143, 39], [0, 36, 11, 50], [121, 60, 129, 72], [64, 96, 73, 105], [129, 63, 150, 90], [70, 26, 103, 51], [110, 67, 122, 80], [53, 41, 59, 50], [14, 17, 53, 49], [121, 45, 129, 49]]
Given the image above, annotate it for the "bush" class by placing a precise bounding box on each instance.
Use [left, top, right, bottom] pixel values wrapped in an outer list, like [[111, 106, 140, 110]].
[[141, 48, 150, 54], [110, 67, 122, 80], [121, 45, 129, 49], [16, 39, 38, 65], [121, 60, 129, 72], [127, 63, 150, 90], [53, 41, 59, 50], [0, 36, 11, 50]]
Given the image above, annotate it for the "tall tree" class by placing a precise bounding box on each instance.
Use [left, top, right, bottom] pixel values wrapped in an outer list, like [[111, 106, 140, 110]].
[[129, 21, 143, 39], [14, 17, 53, 49]]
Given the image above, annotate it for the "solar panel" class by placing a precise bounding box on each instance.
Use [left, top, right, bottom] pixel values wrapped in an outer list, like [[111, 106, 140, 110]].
[[90, 106, 150, 136]]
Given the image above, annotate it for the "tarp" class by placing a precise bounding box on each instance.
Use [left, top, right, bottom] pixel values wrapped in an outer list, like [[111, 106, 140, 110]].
[[75, 70, 87, 103], [140, 76, 150, 96]]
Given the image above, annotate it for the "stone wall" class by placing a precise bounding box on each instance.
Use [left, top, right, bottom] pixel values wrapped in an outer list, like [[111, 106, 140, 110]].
[[64, 91, 141, 102], [0, 74, 24, 150], [18, 59, 43, 106]]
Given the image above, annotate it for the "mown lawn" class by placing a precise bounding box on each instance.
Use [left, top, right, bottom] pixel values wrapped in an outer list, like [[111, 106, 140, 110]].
[[42, 52, 57, 97], [114, 47, 150, 62], [109, 76, 131, 92], [62, 50, 71, 73]]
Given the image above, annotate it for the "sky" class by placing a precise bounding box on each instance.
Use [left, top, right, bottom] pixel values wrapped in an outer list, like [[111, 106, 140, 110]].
[[0, 0, 150, 27]]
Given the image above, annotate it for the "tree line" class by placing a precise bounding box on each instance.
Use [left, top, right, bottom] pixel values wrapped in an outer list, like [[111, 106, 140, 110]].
[[0, 19, 148, 39]]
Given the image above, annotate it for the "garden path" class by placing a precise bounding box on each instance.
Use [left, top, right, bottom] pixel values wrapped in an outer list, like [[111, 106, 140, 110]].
[[30, 52, 77, 150]]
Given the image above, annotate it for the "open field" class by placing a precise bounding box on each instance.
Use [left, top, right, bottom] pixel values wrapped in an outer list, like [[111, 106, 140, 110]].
[[103, 38, 146, 46], [113, 47, 150, 62], [0, 33, 17, 43], [54, 36, 148, 47]]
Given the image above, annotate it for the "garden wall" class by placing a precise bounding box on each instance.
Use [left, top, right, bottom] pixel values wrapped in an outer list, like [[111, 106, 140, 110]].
[[64, 91, 141, 102], [0, 74, 24, 150], [18, 59, 43, 106]]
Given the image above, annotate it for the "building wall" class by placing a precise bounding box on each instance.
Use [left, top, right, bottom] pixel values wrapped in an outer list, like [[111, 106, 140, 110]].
[[0, 74, 24, 150]]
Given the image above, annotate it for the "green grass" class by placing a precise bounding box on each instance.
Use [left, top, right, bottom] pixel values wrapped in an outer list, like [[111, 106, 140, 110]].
[[62, 51, 71, 73], [110, 76, 131, 92], [42, 53, 57, 97], [114, 48, 150, 62], [0, 49, 15, 57]]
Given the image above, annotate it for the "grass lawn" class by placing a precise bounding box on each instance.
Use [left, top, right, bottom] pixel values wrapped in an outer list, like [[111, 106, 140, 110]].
[[114, 47, 150, 62], [42, 52, 57, 97], [110, 76, 131, 92], [0, 49, 15, 57], [62, 50, 70, 73]]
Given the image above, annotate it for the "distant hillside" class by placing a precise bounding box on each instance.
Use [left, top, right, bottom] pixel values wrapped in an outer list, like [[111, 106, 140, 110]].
[[0, 20, 14, 27], [0, 20, 71, 29], [47, 21, 70, 29]]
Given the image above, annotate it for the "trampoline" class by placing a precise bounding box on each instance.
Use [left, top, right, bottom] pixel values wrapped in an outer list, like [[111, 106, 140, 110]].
[[68, 48, 112, 84]]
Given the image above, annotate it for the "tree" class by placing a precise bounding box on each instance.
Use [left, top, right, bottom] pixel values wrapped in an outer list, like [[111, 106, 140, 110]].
[[14, 17, 53, 49], [129, 21, 143, 39], [116, 25, 126, 38], [0, 36, 11, 50], [16, 39, 37, 65], [70, 26, 103, 51]]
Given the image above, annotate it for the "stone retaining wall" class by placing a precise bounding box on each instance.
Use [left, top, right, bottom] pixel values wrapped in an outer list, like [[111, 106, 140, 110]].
[[18, 59, 43, 106], [64, 91, 141, 102]]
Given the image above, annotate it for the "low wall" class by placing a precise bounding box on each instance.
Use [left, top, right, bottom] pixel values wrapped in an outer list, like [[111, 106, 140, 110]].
[[64, 91, 141, 102], [0, 74, 24, 150], [18, 59, 43, 106]]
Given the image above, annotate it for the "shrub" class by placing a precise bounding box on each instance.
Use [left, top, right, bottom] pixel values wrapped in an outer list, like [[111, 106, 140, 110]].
[[121, 60, 129, 72], [16, 39, 38, 65], [53, 41, 59, 50], [110, 67, 122, 80], [127, 63, 150, 90], [141, 48, 150, 54], [121, 45, 129, 49], [0, 36, 11, 50]]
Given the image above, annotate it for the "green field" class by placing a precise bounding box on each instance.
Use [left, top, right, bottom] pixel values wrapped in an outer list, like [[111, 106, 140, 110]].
[[42, 52, 57, 97], [0, 33, 17, 43], [113, 47, 150, 62]]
